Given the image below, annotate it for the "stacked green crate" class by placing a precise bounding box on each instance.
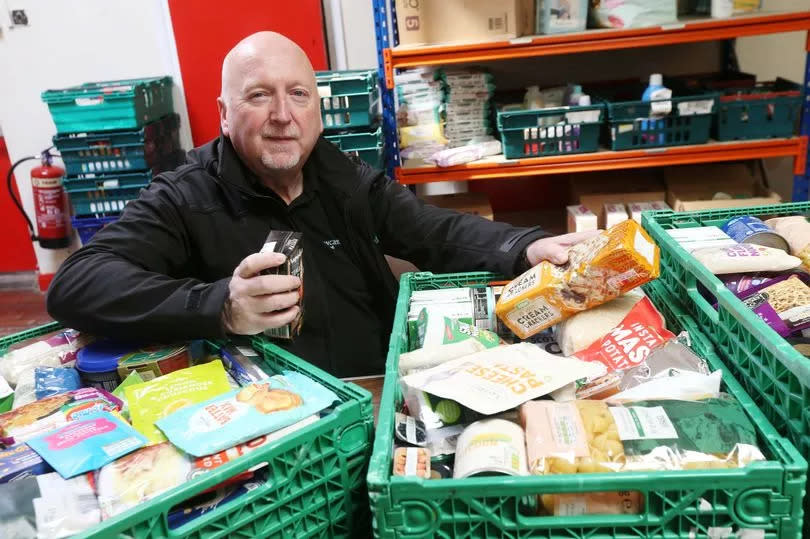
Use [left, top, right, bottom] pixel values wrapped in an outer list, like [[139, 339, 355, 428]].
[[317, 70, 383, 168], [42, 77, 184, 244]]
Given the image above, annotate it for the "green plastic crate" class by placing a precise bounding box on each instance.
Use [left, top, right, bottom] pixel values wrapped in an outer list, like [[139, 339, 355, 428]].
[[64, 171, 151, 217], [714, 79, 802, 141], [0, 325, 374, 538], [324, 127, 383, 168], [497, 104, 604, 159], [642, 202, 810, 455], [642, 202, 810, 537], [316, 70, 379, 131], [368, 271, 807, 539], [53, 113, 181, 176], [42, 77, 174, 134], [602, 91, 718, 150]]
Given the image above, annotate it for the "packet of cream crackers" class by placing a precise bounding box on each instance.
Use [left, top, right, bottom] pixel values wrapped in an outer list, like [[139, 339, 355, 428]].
[[496, 219, 660, 339], [156, 371, 337, 457]]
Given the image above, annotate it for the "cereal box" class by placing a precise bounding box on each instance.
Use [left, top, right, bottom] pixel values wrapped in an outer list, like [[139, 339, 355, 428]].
[[495, 220, 660, 339]]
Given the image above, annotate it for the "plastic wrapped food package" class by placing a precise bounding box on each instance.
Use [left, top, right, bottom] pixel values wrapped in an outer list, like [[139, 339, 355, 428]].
[[126, 361, 231, 444], [496, 220, 660, 339], [156, 371, 336, 457], [521, 397, 764, 478], [401, 343, 605, 416], [0, 330, 91, 387], [556, 289, 646, 356], [96, 442, 191, 519], [692, 244, 802, 275]]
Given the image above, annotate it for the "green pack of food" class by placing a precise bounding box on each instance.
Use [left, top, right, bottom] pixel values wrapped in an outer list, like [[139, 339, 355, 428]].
[[126, 361, 231, 444]]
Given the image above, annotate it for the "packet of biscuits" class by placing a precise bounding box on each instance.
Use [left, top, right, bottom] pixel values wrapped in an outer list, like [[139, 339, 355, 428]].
[[155, 371, 336, 457], [496, 220, 660, 339]]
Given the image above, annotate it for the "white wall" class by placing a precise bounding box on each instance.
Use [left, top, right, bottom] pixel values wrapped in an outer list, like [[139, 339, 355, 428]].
[[0, 0, 191, 274], [323, 0, 378, 70]]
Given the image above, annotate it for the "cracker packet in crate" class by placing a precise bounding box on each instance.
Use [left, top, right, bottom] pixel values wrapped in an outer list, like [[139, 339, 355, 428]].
[[496, 220, 660, 339]]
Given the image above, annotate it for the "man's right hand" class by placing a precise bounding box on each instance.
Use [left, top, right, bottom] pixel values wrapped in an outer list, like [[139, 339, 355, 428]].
[[222, 252, 302, 335]]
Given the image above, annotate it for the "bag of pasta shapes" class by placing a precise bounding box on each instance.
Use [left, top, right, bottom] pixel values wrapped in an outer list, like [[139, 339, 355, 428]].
[[521, 397, 764, 515]]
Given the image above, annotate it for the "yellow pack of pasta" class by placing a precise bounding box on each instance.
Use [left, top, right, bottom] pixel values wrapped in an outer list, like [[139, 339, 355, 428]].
[[496, 219, 660, 339]]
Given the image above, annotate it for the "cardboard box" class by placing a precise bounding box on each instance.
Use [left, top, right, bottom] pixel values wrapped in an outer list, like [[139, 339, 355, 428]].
[[627, 202, 655, 223], [570, 170, 666, 225], [566, 205, 598, 233], [421, 192, 494, 220], [604, 204, 629, 229], [395, 0, 534, 47], [664, 163, 781, 212]]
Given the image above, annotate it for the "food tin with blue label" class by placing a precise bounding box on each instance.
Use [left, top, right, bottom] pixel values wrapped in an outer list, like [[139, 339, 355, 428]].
[[721, 215, 790, 252]]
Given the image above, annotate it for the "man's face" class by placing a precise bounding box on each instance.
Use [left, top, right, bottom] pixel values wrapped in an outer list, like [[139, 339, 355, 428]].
[[219, 52, 322, 176]]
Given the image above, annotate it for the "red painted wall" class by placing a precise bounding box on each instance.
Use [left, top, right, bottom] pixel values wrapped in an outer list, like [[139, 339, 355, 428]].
[[168, 1, 329, 147], [0, 137, 37, 272]]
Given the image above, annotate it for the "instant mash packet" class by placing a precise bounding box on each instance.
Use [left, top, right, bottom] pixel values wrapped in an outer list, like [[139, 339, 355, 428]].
[[496, 220, 660, 339], [126, 361, 231, 444], [156, 371, 337, 457], [401, 343, 605, 416]]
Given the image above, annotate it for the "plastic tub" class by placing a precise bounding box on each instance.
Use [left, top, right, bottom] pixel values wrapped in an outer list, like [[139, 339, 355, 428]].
[[75, 339, 138, 391]]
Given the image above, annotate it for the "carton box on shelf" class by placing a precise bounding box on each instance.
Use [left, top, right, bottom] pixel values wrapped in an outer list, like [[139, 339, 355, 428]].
[[395, 0, 534, 47], [421, 192, 494, 220], [604, 203, 629, 228], [566, 205, 598, 233], [664, 163, 781, 212]]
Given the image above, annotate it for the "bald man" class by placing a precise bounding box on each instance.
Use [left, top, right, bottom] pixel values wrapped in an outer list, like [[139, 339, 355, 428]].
[[47, 32, 594, 377]]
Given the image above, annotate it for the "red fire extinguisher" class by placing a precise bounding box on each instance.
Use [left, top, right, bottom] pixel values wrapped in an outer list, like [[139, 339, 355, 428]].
[[6, 148, 70, 249]]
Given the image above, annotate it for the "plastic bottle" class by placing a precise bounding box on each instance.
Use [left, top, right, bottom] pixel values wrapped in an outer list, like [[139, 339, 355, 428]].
[[642, 74, 666, 102], [642, 74, 670, 144], [524, 86, 544, 110]]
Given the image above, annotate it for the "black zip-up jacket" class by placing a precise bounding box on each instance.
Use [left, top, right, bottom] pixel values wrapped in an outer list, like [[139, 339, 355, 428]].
[[47, 135, 548, 374]]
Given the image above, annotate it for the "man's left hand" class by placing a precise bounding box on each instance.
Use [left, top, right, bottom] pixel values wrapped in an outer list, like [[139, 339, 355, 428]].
[[525, 230, 602, 266]]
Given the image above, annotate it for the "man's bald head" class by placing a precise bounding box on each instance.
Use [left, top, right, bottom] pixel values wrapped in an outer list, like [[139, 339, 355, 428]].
[[216, 31, 323, 184], [220, 31, 316, 104]]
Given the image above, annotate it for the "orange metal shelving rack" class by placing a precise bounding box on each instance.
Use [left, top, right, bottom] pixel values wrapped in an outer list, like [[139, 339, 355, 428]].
[[371, 8, 810, 197]]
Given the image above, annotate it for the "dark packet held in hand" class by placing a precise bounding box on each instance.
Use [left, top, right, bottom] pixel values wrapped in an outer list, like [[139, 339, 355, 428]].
[[260, 231, 304, 340]]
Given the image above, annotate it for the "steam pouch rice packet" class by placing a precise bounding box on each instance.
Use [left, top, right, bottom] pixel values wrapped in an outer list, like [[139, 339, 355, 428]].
[[27, 411, 146, 478], [156, 371, 337, 457], [126, 361, 231, 444]]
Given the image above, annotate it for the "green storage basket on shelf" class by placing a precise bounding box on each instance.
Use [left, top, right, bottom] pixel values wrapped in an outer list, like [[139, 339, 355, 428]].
[[367, 271, 806, 539], [42, 77, 174, 134], [496, 103, 604, 159], [0, 324, 374, 538], [64, 171, 151, 217], [324, 127, 384, 168], [598, 84, 718, 150], [714, 78, 803, 141], [316, 70, 379, 131], [54, 114, 181, 176]]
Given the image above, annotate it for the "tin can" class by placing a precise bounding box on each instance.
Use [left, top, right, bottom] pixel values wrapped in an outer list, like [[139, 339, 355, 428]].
[[721, 216, 790, 252], [453, 419, 528, 479]]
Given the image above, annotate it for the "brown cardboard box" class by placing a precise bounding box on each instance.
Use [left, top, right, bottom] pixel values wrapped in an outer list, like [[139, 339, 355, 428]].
[[421, 192, 494, 220], [395, 0, 534, 47], [664, 163, 781, 212], [570, 170, 666, 226]]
